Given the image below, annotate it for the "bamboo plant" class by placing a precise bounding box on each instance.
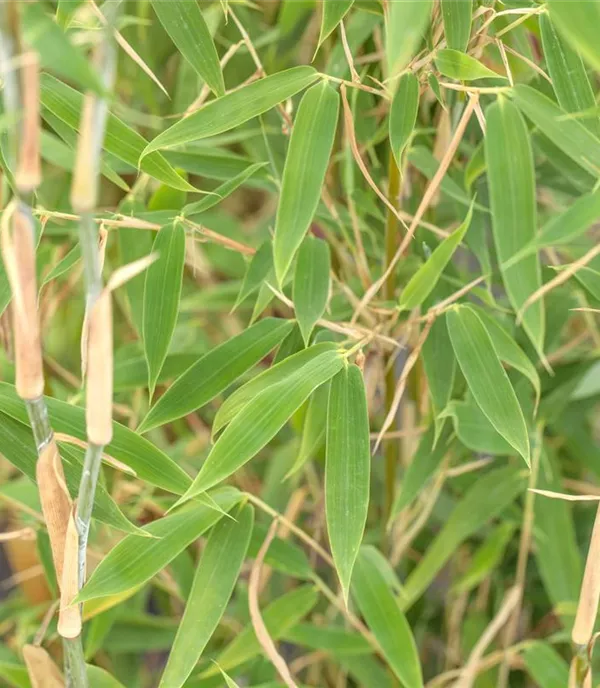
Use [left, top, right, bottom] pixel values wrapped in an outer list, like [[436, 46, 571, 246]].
[[1, 1, 600, 687]]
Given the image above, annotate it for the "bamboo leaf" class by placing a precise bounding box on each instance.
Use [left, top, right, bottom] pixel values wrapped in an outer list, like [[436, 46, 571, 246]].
[[21, 2, 104, 94], [318, 0, 354, 49], [293, 236, 331, 344], [232, 239, 274, 311], [143, 223, 186, 398], [441, 0, 472, 53], [77, 487, 241, 603], [0, 383, 191, 494], [547, 0, 600, 72], [421, 317, 455, 440], [540, 14, 600, 137], [159, 504, 253, 688], [213, 342, 337, 436], [139, 318, 294, 432], [326, 365, 370, 603], [399, 202, 473, 311], [352, 546, 423, 688], [446, 305, 530, 464], [485, 96, 544, 354], [512, 84, 600, 178], [442, 397, 514, 455], [389, 72, 419, 168], [273, 81, 339, 284], [151, 0, 224, 97], [286, 381, 329, 477], [40, 75, 196, 192], [401, 465, 526, 607], [177, 348, 344, 500], [436, 49, 503, 81], [386, 0, 433, 81], [522, 642, 570, 688], [182, 163, 267, 217], [143, 67, 319, 156]]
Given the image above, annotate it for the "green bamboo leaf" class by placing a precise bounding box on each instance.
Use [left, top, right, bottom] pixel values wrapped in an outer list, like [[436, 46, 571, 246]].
[[293, 236, 331, 344], [215, 666, 241, 688], [389, 72, 419, 168], [441, 0, 472, 52], [421, 317, 455, 440], [21, 2, 104, 94], [326, 365, 370, 603], [0, 383, 191, 494], [232, 239, 274, 311], [143, 67, 319, 156], [286, 381, 329, 477], [470, 306, 540, 406], [399, 202, 473, 311], [284, 623, 371, 656], [205, 585, 318, 675], [248, 523, 313, 580], [77, 487, 241, 603], [435, 49, 504, 81], [139, 318, 294, 432], [352, 546, 423, 688], [386, 0, 433, 81], [159, 504, 253, 688], [512, 84, 600, 178], [318, 0, 354, 48], [547, 0, 600, 72], [451, 522, 515, 594], [540, 14, 600, 137], [213, 342, 337, 436], [447, 306, 529, 463], [151, 0, 224, 97], [40, 75, 196, 192], [485, 96, 544, 354], [178, 348, 344, 500], [273, 81, 339, 284], [183, 163, 268, 217], [522, 642, 570, 688], [442, 397, 514, 455], [401, 465, 526, 607], [143, 223, 186, 398], [87, 664, 127, 688]]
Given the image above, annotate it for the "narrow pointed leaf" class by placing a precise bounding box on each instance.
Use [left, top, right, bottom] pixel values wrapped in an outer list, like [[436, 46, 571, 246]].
[[232, 239, 274, 311], [77, 487, 241, 603], [421, 317, 455, 439], [401, 465, 526, 607], [143, 223, 186, 397], [40, 75, 196, 192], [213, 342, 337, 436], [446, 305, 530, 464], [399, 202, 473, 311], [441, 0, 472, 52], [139, 318, 294, 432], [485, 97, 544, 354], [21, 2, 104, 94], [0, 383, 191, 494], [159, 504, 253, 688], [293, 236, 331, 344], [318, 0, 354, 48], [273, 81, 339, 284], [179, 348, 344, 499], [547, 0, 600, 72], [143, 67, 319, 155], [206, 586, 318, 675], [352, 546, 423, 688], [540, 14, 600, 137], [326, 365, 370, 602], [522, 642, 570, 688], [512, 84, 600, 178], [183, 163, 268, 217], [386, 0, 433, 81], [435, 49, 503, 81], [287, 382, 329, 477], [151, 0, 224, 97], [389, 72, 419, 168], [442, 397, 513, 455]]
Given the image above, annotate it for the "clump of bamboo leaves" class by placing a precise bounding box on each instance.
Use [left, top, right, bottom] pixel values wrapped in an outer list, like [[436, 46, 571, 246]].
[[2, 0, 600, 687]]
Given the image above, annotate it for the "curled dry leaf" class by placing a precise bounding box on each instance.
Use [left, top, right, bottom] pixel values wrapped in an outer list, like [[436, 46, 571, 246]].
[[58, 506, 82, 639], [36, 437, 71, 584], [573, 502, 600, 645], [22, 644, 63, 688]]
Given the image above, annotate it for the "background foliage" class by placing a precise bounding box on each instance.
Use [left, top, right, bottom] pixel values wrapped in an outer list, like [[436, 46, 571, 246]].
[[1, 0, 600, 686]]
